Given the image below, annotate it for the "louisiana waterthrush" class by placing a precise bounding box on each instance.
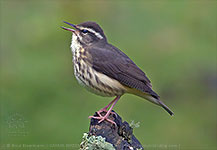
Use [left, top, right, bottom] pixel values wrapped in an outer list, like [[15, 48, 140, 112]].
[[61, 21, 174, 124]]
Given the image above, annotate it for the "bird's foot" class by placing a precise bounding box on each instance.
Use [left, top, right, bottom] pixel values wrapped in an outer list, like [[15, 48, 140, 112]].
[[96, 108, 107, 116], [88, 96, 121, 126], [96, 108, 117, 117], [88, 115, 116, 126], [89, 109, 117, 126], [96, 109, 116, 118]]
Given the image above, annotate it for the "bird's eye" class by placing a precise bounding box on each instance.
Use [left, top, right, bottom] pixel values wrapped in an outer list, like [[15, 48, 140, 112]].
[[81, 29, 88, 34]]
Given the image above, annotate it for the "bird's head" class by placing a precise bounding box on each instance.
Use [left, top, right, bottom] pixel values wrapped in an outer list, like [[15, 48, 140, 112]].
[[61, 21, 107, 46]]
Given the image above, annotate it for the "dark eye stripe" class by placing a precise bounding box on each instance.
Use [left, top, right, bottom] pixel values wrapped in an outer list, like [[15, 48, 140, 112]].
[[80, 28, 103, 39], [81, 29, 88, 33]]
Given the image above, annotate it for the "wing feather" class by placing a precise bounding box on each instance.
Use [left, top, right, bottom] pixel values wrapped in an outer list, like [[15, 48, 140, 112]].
[[87, 45, 159, 98]]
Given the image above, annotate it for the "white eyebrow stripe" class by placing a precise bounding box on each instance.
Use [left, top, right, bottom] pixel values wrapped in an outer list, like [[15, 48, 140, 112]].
[[80, 27, 103, 39]]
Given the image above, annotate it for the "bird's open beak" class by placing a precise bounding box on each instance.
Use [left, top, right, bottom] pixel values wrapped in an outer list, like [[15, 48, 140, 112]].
[[61, 21, 78, 32]]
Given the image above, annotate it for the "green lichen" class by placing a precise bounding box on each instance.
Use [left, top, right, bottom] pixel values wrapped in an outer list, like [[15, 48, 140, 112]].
[[80, 133, 115, 150], [129, 120, 140, 129]]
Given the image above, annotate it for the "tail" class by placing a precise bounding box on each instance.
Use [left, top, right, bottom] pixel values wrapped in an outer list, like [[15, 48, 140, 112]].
[[133, 90, 174, 116], [157, 99, 174, 116], [147, 95, 174, 116]]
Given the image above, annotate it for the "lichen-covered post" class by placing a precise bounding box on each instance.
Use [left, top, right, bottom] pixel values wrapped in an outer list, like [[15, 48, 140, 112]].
[[80, 111, 144, 150]]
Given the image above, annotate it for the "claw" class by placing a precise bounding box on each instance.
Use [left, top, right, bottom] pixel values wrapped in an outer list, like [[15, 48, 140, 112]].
[[88, 96, 121, 126], [89, 115, 116, 126], [97, 109, 116, 117]]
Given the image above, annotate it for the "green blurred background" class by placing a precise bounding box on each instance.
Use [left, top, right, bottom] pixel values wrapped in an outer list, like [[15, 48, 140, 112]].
[[0, 0, 216, 149]]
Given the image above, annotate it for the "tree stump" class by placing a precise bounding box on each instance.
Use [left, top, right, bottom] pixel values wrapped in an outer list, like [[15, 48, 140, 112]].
[[80, 110, 144, 150]]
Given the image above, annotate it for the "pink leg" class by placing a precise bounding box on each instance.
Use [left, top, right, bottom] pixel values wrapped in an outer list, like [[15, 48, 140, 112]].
[[89, 96, 121, 125], [97, 96, 119, 114]]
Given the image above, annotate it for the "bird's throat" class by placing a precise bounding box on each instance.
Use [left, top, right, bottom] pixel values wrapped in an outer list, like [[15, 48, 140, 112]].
[[70, 34, 81, 54]]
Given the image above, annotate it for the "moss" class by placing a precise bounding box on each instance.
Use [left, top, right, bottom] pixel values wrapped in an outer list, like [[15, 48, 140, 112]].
[[80, 133, 115, 150]]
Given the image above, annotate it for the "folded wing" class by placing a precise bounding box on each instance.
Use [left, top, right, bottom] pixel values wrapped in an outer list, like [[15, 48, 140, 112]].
[[87, 45, 159, 99]]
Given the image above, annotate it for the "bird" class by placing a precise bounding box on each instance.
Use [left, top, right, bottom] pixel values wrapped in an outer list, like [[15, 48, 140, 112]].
[[61, 21, 174, 125]]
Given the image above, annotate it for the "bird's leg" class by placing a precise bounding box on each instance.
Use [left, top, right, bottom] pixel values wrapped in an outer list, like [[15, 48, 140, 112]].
[[97, 96, 119, 116], [89, 96, 121, 125], [98, 96, 120, 123]]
